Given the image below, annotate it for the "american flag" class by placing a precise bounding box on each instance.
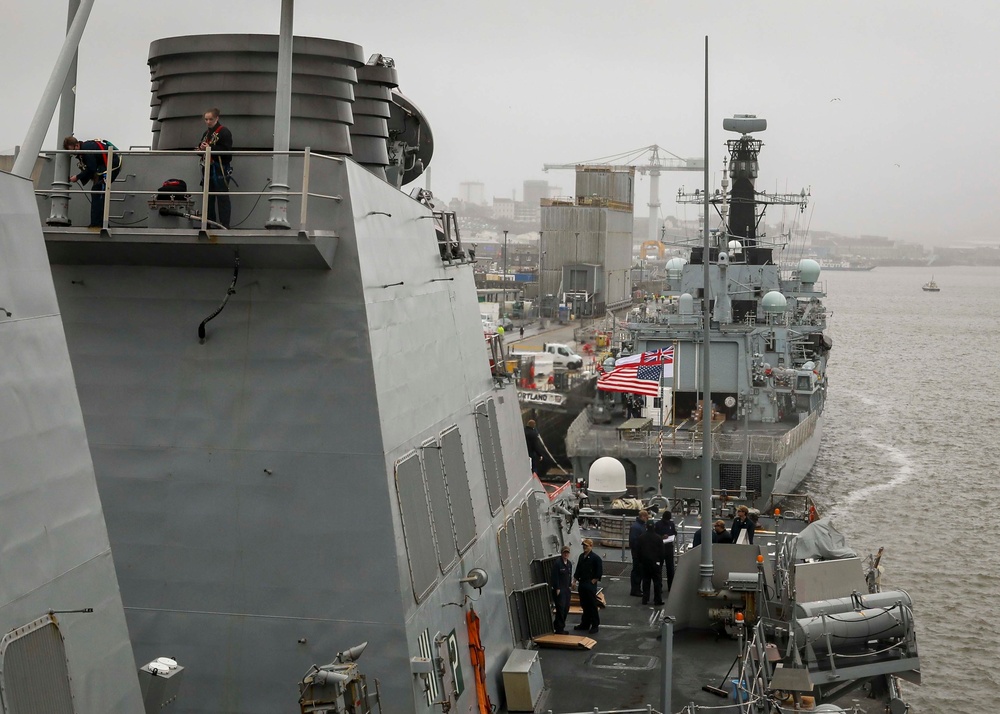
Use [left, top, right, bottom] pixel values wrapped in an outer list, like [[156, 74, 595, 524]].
[[597, 361, 664, 397]]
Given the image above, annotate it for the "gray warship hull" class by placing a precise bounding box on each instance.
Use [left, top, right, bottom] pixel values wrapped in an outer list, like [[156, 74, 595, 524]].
[[3, 28, 581, 713], [38, 155, 570, 714]]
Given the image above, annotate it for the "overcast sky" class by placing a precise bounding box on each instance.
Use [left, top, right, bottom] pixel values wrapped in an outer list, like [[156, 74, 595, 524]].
[[4, 1, 998, 247]]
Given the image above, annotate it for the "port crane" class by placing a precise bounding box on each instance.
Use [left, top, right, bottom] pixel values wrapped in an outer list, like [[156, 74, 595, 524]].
[[543, 145, 703, 246]]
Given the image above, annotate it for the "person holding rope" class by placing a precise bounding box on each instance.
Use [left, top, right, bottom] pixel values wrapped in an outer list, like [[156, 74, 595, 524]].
[[64, 135, 123, 228], [197, 107, 234, 228]]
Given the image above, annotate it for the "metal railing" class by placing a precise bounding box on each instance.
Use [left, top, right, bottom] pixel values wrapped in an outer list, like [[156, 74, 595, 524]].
[[35, 147, 345, 232], [568, 411, 820, 464]]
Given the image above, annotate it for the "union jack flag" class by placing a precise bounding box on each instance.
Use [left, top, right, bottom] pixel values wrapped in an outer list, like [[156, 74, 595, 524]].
[[598, 347, 673, 397], [642, 347, 674, 365]]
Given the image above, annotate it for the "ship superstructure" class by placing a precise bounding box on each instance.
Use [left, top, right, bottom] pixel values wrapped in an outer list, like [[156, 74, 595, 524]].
[[568, 116, 832, 505], [5, 27, 579, 714]]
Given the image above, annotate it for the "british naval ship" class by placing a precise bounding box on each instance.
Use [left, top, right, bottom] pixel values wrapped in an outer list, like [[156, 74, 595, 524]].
[[567, 115, 832, 507], [2, 5, 921, 713]]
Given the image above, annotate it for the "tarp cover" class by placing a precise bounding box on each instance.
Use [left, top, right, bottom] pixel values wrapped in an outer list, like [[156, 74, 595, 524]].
[[791, 517, 857, 561]]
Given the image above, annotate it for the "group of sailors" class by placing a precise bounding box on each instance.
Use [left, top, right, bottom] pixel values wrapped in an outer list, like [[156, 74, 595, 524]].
[[64, 107, 234, 229], [550, 504, 759, 637]]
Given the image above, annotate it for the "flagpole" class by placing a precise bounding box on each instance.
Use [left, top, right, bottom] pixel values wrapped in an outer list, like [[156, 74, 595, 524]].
[[657, 359, 664, 496]]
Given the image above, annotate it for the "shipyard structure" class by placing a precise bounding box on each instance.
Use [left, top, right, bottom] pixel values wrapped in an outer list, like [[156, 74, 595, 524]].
[[538, 167, 635, 318]]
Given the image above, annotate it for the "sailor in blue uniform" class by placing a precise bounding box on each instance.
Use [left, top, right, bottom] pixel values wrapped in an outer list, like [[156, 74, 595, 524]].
[[550, 545, 574, 634], [573, 538, 603, 634]]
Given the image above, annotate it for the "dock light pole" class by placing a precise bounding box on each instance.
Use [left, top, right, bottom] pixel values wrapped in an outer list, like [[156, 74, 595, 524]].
[[502, 229, 509, 322]]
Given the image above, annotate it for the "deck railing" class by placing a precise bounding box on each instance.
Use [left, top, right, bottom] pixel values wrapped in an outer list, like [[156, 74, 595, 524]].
[[34, 147, 344, 232], [568, 411, 820, 464]]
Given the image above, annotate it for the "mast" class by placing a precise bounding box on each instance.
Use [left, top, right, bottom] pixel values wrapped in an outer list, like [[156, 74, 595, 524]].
[[266, 0, 294, 228], [698, 36, 714, 595], [11, 0, 95, 178]]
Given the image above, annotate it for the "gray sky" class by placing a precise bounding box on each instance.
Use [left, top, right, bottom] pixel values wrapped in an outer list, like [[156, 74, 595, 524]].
[[4, 1, 998, 246]]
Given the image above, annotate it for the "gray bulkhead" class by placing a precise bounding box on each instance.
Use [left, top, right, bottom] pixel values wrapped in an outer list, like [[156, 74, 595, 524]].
[[46, 160, 548, 713], [0, 171, 143, 712]]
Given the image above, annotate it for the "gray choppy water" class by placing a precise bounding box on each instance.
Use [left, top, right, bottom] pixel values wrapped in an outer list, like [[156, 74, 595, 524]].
[[803, 266, 1000, 710]]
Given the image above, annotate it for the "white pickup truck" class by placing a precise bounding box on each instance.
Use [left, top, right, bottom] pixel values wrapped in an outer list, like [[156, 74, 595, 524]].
[[513, 342, 584, 370]]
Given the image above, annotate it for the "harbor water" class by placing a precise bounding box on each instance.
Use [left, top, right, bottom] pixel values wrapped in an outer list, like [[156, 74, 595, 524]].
[[803, 265, 1000, 710]]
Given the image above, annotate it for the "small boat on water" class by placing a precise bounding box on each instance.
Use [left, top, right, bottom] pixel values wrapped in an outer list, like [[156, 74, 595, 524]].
[[922, 277, 940, 292]]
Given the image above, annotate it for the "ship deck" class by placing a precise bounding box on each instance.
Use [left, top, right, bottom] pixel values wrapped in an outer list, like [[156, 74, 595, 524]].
[[518, 522, 893, 714]]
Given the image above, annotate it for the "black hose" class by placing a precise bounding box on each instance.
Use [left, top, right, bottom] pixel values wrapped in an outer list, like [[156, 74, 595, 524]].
[[198, 251, 240, 342]]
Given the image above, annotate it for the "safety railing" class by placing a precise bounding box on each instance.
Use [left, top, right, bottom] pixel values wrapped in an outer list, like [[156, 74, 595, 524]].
[[567, 412, 819, 465], [34, 146, 345, 232]]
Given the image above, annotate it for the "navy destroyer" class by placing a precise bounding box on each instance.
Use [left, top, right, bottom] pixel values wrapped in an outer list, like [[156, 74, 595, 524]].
[[1, 7, 920, 713], [567, 115, 832, 507], [2, 4, 580, 711]]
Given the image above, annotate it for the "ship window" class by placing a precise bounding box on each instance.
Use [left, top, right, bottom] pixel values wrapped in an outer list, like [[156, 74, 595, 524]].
[[394, 453, 439, 602], [421, 439, 458, 573], [0, 615, 74, 714], [718, 463, 762, 496], [441, 427, 476, 554]]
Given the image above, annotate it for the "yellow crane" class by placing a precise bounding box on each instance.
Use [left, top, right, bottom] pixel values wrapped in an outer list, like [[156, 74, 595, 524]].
[[543, 145, 703, 246]]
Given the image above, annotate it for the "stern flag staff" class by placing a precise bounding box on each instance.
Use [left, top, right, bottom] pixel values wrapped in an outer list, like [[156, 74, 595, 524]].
[[597, 347, 674, 397]]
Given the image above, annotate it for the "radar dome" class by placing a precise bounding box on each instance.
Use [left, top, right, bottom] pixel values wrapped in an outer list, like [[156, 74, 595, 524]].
[[665, 257, 687, 277], [798, 259, 821, 283], [587, 457, 627, 498], [727, 240, 743, 254], [761, 291, 787, 314]]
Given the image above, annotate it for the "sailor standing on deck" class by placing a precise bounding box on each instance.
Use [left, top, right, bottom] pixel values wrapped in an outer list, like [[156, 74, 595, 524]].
[[654, 510, 677, 592], [573, 539, 602, 635], [637, 522, 664, 606], [731, 505, 755, 544], [197, 108, 234, 228], [550, 545, 573, 635], [628, 510, 649, 596]]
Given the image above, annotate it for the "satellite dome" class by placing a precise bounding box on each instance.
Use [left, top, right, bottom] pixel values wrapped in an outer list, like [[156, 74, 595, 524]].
[[588, 457, 627, 498], [665, 257, 687, 271], [727, 240, 744, 254], [761, 291, 787, 314], [798, 259, 821, 283], [679, 293, 694, 314]]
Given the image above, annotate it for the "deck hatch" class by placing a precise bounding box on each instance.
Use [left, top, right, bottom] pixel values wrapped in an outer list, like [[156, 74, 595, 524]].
[[589, 653, 659, 671]]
